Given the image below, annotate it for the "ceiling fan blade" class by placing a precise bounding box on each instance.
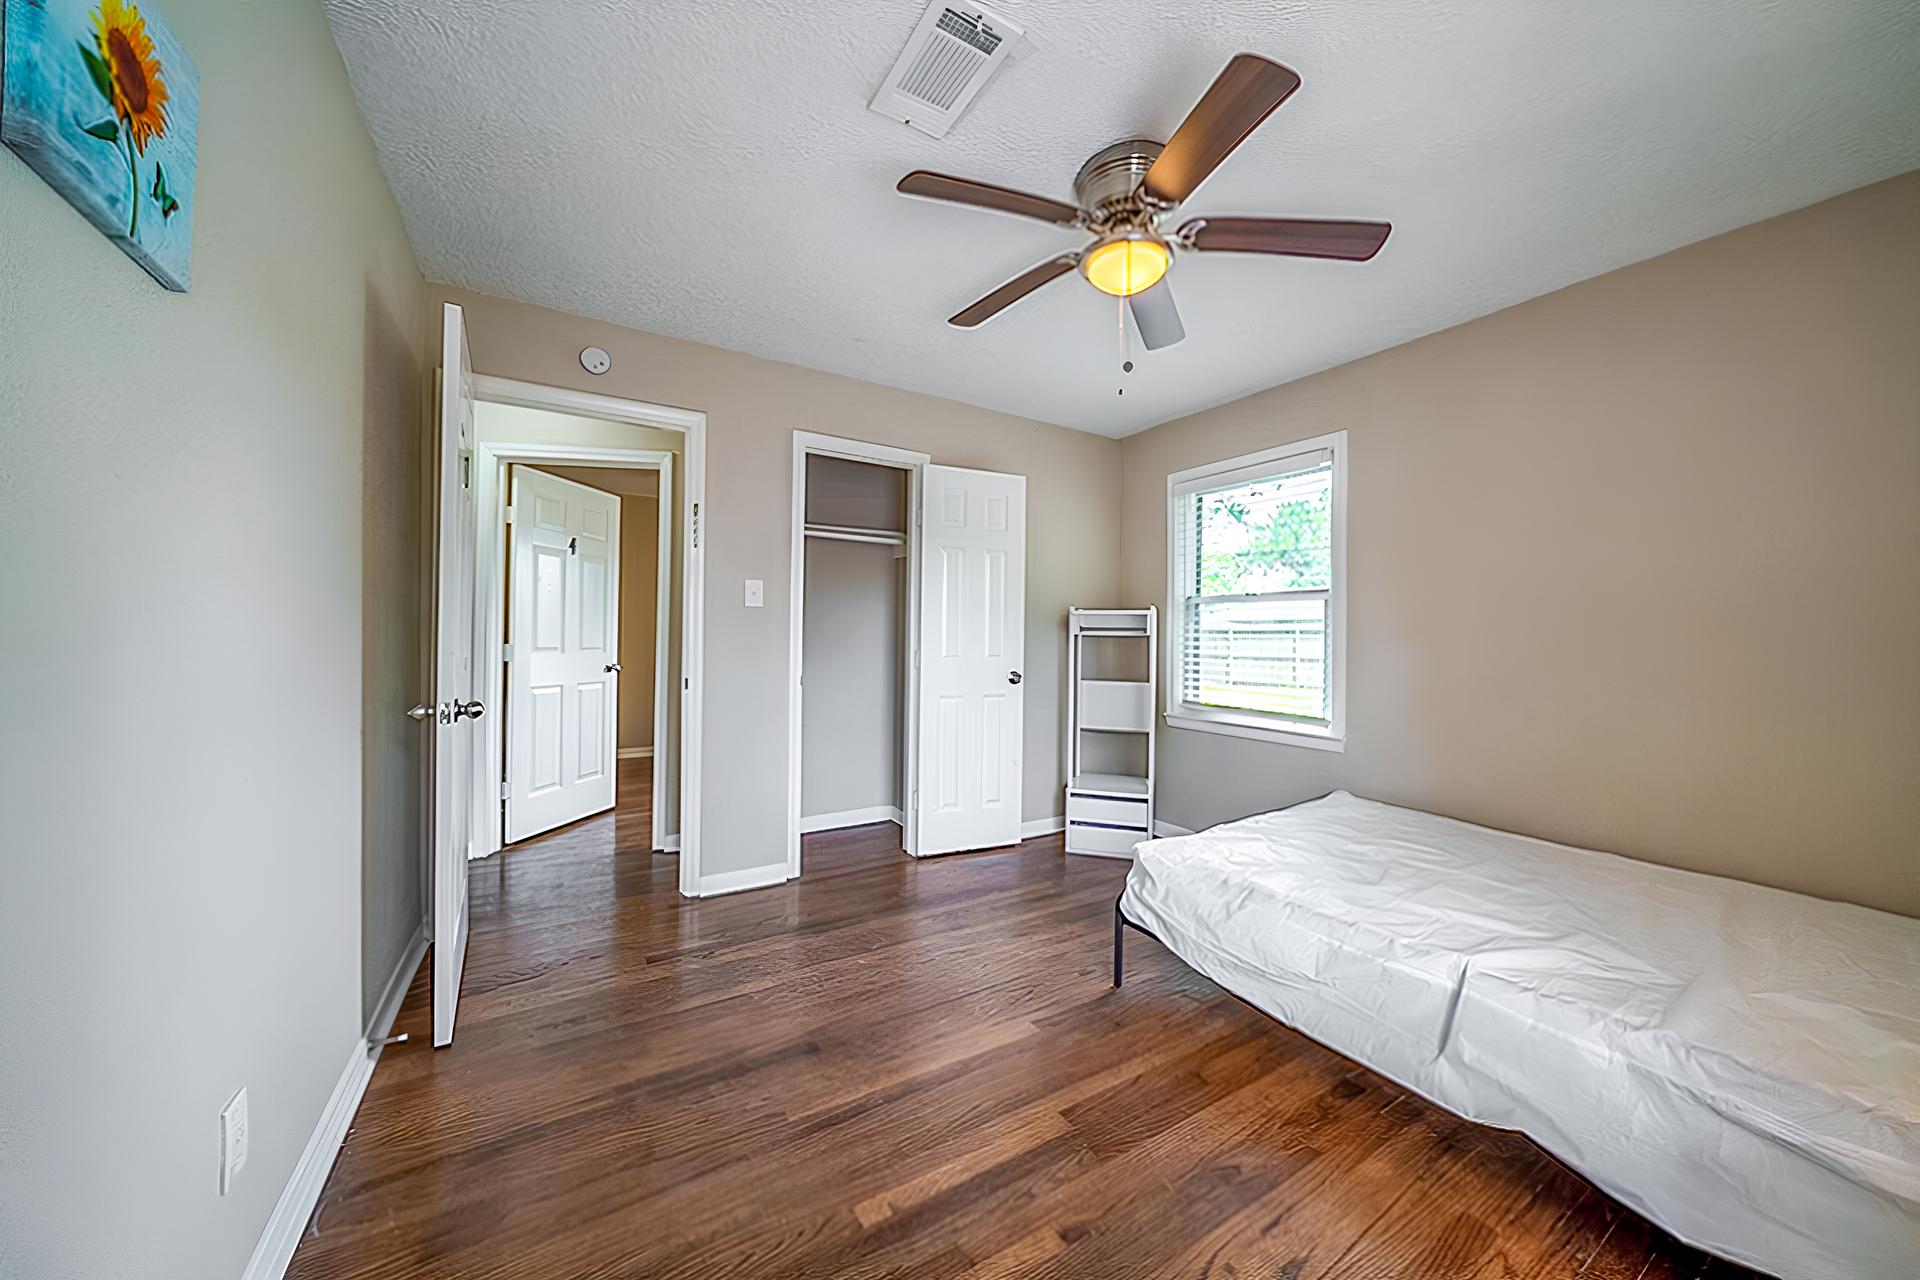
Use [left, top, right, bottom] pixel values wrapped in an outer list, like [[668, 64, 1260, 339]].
[[948, 254, 1082, 328], [1178, 216, 1392, 261], [897, 171, 1083, 227], [1128, 279, 1185, 350], [1139, 54, 1302, 208]]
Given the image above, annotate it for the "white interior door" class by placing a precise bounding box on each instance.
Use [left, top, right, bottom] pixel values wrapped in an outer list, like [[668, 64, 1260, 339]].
[[914, 464, 1026, 855], [432, 302, 479, 1048], [505, 467, 621, 843]]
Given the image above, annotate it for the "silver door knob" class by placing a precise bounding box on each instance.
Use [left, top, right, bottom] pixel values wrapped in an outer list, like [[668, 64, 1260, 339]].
[[454, 700, 485, 721], [605, 662, 621, 673], [406, 704, 432, 720]]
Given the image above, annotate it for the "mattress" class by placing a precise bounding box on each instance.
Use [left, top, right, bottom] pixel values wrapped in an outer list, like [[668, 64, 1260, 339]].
[[1118, 791, 1919, 1280]]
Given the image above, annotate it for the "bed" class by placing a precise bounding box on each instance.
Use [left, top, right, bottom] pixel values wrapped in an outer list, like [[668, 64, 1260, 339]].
[[1114, 790, 1919, 1280]]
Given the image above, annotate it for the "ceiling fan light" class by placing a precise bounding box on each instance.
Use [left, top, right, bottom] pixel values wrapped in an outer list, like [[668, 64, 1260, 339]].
[[1082, 235, 1170, 297]]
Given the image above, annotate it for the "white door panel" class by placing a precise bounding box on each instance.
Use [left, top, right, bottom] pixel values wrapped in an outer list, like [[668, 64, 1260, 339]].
[[914, 465, 1025, 855], [432, 302, 479, 1048], [506, 467, 620, 842]]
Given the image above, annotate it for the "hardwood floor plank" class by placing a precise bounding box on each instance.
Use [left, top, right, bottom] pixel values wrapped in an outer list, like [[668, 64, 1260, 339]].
[[287, 759, 1766, 1280]]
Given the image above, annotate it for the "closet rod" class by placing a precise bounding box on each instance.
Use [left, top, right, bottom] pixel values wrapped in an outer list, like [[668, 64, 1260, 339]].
[[804, 523, 906, 546]]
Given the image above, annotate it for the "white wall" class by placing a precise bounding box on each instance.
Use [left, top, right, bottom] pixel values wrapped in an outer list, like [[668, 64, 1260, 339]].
[[0, 2, 426, 1277]]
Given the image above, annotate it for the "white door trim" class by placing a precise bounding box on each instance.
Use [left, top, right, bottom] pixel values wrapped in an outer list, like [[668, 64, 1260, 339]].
[[787, 431, 928, 876], [467, 374, 706, 898]]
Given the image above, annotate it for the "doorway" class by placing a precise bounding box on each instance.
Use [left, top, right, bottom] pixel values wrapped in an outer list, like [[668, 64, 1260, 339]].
[[464, 378, 706, 899], [784, 433, 1031, 871], [787, 433, 925, 873], [475, 430, 674, 857]]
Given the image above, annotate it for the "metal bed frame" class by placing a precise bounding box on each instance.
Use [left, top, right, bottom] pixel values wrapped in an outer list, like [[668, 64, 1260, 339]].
[[1112, 892, 1158, 987]]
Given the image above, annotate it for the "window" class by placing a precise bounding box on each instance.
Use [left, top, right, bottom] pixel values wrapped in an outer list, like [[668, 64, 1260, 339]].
[[1167, 432, 1345, 749]]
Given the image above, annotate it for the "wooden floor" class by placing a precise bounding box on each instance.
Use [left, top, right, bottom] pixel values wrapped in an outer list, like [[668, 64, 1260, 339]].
[[291, 759, 1759, 1280]]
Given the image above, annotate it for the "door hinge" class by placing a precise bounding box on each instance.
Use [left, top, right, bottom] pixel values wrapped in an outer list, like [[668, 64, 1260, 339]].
[[503, 504, 515, 524], [500, 780, 511, 801], [501, 642, 514, 662]]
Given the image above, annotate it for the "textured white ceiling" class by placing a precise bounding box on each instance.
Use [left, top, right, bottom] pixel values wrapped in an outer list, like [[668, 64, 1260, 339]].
[[324, 0, 1920, 436]]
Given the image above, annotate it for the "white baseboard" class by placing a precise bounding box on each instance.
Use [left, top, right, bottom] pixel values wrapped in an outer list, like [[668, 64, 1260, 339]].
[[243, 923, 425, 1280], [240, 1041, 376, 1280], [799, 805, 902, 834], [1153, 819, 1195, 838], [657, 832, 680, 853], [617, 746, 653, 759], [696, 863, 789, 897], [366, 920, 428, 1044], [1020, 815, 1066, 839]]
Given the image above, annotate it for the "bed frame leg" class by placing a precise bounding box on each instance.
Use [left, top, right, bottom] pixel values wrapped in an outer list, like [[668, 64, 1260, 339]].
[[1113, 896, 1125, 988]]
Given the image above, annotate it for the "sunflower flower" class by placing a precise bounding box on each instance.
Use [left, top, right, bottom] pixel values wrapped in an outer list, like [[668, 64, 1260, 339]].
[[94, 0, 170, 154]]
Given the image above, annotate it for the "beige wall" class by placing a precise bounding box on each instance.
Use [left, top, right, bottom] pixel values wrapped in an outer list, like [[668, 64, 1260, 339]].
[[436, 284, 1124, 880], [545, 466, 661, 751], [0, 1, 426, 1275], [1121, 172, 1920, 918]]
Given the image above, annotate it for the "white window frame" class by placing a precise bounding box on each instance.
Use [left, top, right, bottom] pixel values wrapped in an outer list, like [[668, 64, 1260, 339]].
[[1164, 430, 1347, 752]]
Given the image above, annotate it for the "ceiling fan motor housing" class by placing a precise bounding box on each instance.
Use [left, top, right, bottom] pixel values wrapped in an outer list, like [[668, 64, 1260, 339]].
[[1073, 139, 1166, 226]]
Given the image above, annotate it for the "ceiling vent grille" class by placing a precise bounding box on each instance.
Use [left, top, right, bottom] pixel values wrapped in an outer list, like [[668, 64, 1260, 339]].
[[870, 3, 1027, 139]]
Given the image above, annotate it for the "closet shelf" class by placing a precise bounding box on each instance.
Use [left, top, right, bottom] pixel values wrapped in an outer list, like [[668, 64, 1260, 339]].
[[1069, 772, 1149, 798]]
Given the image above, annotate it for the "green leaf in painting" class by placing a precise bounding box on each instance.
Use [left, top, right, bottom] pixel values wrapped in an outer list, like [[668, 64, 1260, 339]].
[[77, 41, 115, 104], [151, 163, 180, 219], [83, 118, 120, 142]]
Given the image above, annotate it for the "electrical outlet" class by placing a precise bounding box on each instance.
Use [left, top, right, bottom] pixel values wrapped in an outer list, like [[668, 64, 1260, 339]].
[[743, 578, 764, 608], [219, 1088, 249, 1194]]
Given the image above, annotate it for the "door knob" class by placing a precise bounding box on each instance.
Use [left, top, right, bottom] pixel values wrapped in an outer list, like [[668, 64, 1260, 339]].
[[454, 700, 485, 721], [605, 663, 621, 674], [406, 704, 432, 721], [1008, 671, 1022, 685]]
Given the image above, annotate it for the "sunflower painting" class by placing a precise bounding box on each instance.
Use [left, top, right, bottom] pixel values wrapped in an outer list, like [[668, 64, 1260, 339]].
[[2, 0, 199, 290]]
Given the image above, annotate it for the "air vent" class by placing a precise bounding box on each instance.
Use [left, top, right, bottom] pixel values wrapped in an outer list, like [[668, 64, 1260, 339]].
[[869, 2, 1027, 139]]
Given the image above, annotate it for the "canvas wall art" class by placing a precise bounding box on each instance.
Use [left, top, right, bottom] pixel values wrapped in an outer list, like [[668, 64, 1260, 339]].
[[2, 0, 199, 290]]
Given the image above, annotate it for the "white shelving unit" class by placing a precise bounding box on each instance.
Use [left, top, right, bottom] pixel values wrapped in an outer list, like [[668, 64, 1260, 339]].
[[1065, 607, 1156, 857]]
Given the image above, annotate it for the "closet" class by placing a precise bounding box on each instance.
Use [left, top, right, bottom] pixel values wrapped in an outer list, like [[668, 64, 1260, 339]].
[[798, 455, 911, 844]]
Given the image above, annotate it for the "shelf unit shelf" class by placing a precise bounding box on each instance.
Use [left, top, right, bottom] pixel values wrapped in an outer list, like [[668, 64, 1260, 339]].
[[1065, 607, 1156, 858]]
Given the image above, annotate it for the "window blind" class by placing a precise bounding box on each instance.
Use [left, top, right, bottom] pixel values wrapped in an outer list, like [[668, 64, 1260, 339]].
[[1172, 450, 1335, 725]]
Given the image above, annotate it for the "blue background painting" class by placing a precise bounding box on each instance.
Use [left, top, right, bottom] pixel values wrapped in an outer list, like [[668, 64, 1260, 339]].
[[2, 0, 199, 289]]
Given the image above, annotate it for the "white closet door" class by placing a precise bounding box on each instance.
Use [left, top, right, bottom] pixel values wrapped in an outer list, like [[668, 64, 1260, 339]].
[[505, 467, 621, 843], [914, 464, 1026, 855]]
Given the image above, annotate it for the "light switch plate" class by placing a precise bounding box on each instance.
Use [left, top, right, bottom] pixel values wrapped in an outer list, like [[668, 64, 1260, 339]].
[[219, 1088, 249, 1194], [744, 579, 764, 608]]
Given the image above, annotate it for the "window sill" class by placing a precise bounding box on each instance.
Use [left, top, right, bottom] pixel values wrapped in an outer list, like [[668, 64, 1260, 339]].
[[1164, 710, 1346, 753]]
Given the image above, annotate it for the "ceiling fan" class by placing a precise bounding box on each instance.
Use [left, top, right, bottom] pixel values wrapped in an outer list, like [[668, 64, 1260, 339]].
[[895, 54, 1391, 350]]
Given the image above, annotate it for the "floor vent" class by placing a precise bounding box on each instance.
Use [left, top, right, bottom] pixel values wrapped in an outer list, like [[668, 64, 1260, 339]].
[[869, 3, 1027, 139]]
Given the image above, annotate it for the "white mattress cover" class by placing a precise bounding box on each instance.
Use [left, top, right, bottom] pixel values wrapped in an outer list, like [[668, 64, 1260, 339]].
[[1119, 791, 1919, 1279]]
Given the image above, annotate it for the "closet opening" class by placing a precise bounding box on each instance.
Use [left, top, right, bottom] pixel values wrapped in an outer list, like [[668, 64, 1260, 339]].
[[785, 433, 929, 875]]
